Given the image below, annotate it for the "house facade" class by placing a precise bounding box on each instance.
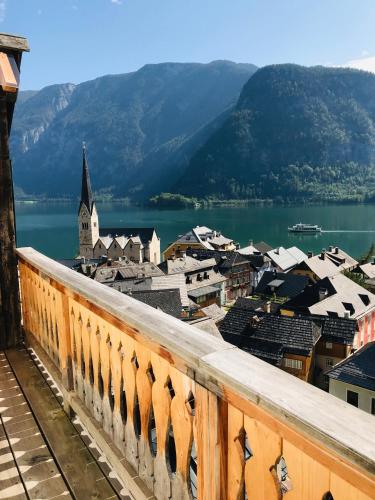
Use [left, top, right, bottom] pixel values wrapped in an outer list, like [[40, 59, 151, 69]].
[[78, 146, 160, 264], [185, 248, 256, 302], [159, 254, 226, 306], [163, 226, 236, 260], [282, 273, 375, 349], [327, 342, 375, 415]]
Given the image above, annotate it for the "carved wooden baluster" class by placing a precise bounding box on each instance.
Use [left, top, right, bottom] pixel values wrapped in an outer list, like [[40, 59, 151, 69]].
[[18, 264, 28, 332], [41, 284, 50, 353], [81, 313, 93, 409], [111, 332, 125, 454], [243, 415, 281, 499], [122, 336, 138, 471], [100, 328, 113, 437], [169, 366, 194, 500], [69, 305, 79, 392], [27, 271, 36, 337], [228, 405, 245, 500], [90, 322, 102, 422], [49, 289, 59, 364], [151, 352, 172, 500], [135, 347, 154, 491], [35, 278, 44, 348], [20, 265, 30, 333]]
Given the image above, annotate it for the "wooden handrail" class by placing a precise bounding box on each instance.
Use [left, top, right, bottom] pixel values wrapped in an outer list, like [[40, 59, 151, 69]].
[[17, 247, 375, 499]]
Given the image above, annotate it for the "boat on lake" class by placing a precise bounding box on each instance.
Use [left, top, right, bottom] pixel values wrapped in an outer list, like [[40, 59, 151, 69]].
[[288, 223, 322, 233]]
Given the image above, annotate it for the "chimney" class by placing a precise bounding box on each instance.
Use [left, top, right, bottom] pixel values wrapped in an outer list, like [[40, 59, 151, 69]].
[[328, 245, 333, 252], [81, 256, 86, 264], [372, 256, 375, 265], [320, 249, 326, 260], [274, 248, 279, 255], [107, 258, 113, 267], [307, 251, 313, 259], [180, 250, 186, 258], [344, 310, 350, 319], [249, 239, 253, 247], [263, 301, 271, 314], [318, 288, 328, 302], [335, 247, 339, 254]]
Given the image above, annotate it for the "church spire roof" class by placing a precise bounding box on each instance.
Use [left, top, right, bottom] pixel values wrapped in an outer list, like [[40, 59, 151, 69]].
[[80, 143, 94, 213]]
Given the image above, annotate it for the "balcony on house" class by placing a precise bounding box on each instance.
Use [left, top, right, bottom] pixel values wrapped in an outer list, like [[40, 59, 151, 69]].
[[0, 246, 373, 499]]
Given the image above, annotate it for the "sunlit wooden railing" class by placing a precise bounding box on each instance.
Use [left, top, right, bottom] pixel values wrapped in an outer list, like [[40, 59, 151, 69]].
[[17, 247, 375, 500]]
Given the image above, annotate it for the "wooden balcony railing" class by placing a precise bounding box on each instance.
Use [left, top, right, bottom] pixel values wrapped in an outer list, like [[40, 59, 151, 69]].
[[17, 247, 375, 500]]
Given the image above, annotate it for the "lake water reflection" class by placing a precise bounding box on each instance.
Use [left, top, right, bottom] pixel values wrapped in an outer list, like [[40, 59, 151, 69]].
[[15, 202, 375, 260]]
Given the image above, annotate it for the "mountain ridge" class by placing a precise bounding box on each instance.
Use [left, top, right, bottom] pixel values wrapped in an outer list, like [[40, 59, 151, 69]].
[[12, 60, 257, 199], [174, 64, 375, 203]]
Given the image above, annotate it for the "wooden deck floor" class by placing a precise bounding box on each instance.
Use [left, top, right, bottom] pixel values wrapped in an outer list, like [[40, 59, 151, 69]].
[[0, 349, 132, 500]]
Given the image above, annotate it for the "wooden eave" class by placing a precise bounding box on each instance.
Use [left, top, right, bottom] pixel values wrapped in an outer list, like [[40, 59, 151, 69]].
[[0, 33, 29, 53]]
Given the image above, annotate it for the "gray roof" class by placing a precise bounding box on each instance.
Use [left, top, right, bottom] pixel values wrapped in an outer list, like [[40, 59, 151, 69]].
[[266, 246, 307, 272], [201, 303, 226, 323], [100, 227, 156, 245], [151, 274, 189, 308], [159, 255, 217, 275], [327, 342, 375, 391], [188, 285, 221, 298], [255, 271, 309, 299], [220, 297, 321, 363], [284, 274, 375, 319], [128, 289, 182, 318]]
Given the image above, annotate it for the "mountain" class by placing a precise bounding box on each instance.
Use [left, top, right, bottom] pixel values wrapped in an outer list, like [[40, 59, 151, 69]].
[[174, 64, 375, 202], [11, 61, 257, 199]]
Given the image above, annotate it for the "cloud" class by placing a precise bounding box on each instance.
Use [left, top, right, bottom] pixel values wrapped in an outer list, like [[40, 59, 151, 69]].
[[341, 55, 375, 74], [0, 1, 6, 22], [111, 0, 123, 4]]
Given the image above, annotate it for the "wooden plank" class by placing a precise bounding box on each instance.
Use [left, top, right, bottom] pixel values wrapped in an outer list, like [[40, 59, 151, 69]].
[[0, 33, 29, 52], [0, 353, 70, 499], [27, 336, 154, 500], [6, 348, 118, 499]]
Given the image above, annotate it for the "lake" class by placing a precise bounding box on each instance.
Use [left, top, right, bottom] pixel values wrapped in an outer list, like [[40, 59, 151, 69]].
[[15, 202, 375, 260]]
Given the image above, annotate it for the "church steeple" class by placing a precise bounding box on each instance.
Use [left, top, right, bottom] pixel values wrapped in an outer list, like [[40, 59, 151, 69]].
[[80, 143, 94, 213], [78, 143, 99, 258]]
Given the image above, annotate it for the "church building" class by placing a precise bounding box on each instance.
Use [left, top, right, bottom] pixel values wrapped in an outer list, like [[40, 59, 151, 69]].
[[78, 146, 161, 264]]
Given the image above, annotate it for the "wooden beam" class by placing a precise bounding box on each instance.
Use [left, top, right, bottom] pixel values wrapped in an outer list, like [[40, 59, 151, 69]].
[[0, 96, 21, 348], [0, 33, 29, 53]]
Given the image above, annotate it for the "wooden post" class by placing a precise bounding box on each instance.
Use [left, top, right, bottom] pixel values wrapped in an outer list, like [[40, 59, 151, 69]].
[[0, 34, 29, 348], [0, 93, 21, 348]]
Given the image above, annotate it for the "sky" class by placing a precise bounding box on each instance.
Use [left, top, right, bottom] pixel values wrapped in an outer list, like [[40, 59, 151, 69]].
[[3, 0, 375, 90]]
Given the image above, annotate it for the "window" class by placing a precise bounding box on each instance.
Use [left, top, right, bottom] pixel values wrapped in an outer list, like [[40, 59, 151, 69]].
[[371, 399, 375, 415], [325, 342, 333, 349], [283, 358, 302, 370], [326, 358, 334, 368], [347, 390, 358, 408], [93, 222, 97, 227], [82, 222, 89, 230]]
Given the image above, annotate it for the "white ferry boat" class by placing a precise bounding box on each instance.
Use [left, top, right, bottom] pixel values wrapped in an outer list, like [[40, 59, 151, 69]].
[[288, 223, 322, 233]]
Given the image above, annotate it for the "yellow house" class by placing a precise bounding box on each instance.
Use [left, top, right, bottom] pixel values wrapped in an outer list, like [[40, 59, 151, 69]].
[[164, 225, 236, 260]]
